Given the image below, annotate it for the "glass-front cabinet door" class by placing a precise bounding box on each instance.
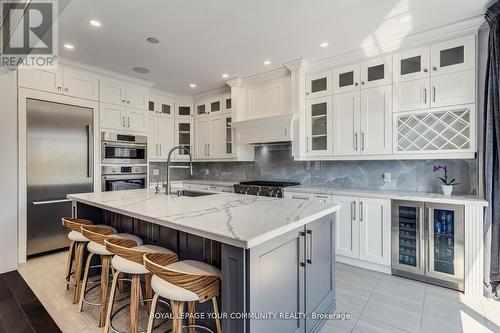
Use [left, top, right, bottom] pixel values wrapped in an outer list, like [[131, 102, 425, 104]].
[[175, 101, 193, 118], [332, 64, 360, 94], [393, 46, 430, 83], [360, 56, 392, 89], [159, 97, 173, 118], [174, 120, 193, 159], [225, 117, 232, 156], [210, 98, 221, 114], [305, 96, 332, 156], [430, 34, 475, 76], [306, 71, 332, 99], [426, 203, 464, 288], [195, 101, 208, 117], [391, 202, 424, 275]]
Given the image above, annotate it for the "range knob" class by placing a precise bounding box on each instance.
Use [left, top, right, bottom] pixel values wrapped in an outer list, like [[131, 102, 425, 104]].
[[111, 168, 116, 173]]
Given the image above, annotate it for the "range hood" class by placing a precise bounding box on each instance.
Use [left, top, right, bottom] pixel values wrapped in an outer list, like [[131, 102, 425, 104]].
[[229, 114, 295, 145]]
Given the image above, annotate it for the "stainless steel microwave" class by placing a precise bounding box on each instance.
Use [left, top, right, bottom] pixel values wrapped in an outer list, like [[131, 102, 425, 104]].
[[101, 132, 147, 164]]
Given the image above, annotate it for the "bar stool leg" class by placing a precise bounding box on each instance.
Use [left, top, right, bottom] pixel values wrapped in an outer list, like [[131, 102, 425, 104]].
[[145, 273, 153, 314], [117, 272, 125, 293], [187, 301, 196, 333], [212, 297, 222, 333], [78, 252, 95, 311], [104, 270, 119, 333], [65, 240, 75, 290], [130, 274, 141, 333], [146, 293, 159, 333], [171, 300, 185, 333], [72, 242, 86, 304], [98, 255, 112, 327]]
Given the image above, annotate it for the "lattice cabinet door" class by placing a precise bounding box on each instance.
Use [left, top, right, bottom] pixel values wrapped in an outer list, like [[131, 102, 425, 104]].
[[394, 105, 475, 154]]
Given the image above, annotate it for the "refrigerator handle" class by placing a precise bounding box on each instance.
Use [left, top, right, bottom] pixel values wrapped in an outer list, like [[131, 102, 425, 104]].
[[86, 125, 93, 179]]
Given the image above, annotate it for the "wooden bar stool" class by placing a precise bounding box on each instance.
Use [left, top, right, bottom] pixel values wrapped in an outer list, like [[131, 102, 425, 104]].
[[62, 217, 97, 304], [144, 253, 222, 333], [104, 238, 178, 333], [79, 226, 143, 328]]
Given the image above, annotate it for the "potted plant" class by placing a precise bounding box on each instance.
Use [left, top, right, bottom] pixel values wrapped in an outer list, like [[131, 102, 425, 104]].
[[433, 165, 459, 196]]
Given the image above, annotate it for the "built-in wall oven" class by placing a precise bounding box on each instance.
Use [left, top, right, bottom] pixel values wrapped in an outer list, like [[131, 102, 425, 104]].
[[101, 132, 147, 164], [101, 165, 147, 192], [392, 200, 464, 291]]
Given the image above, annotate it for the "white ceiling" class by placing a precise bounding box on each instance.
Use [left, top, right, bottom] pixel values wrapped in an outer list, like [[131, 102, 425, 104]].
[[57, 0, 492, 95]]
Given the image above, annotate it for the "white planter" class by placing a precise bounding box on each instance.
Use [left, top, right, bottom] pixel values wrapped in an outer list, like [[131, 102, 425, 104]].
[[442, 185, 454, 196]]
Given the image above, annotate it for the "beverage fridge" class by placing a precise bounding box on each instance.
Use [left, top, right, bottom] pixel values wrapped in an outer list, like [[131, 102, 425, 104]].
[[391, 201, 464, 291]]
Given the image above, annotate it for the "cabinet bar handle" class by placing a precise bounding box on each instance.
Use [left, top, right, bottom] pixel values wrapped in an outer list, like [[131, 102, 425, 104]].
[[127, 117, 130, 127], [359, 201, 363, 221], [432, 87, 436, 103], [299, 231, 306, 267], [122, 116, 126, 127], [208, 144, 210, 156], [306, 229, 313, 264], [156, 143, 158, 156], [423, 88, 427, 104], [352, 201, 356, 220], [306, 137, 310, 152], [159, 144, 162, 156], [361, 133, 365, 151]]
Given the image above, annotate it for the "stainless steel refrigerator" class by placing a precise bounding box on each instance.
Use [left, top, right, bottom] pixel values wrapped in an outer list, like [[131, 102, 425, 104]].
[[27, 99, 94, 255], [391, 201, 464, 291]]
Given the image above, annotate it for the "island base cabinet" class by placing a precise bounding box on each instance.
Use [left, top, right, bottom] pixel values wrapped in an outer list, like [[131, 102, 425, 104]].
[[248, 214, 336, 333]]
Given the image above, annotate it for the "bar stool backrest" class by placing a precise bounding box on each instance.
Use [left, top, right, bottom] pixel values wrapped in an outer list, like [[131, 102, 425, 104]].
[[143, 253, 220, 303], [104, 238, 176, 265], [62, 217, 93, 232], [81, 225, 116, 245]]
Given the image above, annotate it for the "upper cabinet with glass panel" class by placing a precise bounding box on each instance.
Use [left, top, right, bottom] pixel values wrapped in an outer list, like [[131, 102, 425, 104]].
[[393, 46, 431, 83], [430, 35, 475, 76], [175, 101, 193, 118], [159, 97, 173, 118], [360, 56, 392, 89], [332, 64, 360, 94], [306, 71, 332, 99]]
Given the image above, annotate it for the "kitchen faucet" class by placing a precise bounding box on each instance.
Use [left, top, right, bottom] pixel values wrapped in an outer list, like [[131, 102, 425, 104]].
[[165, 145, 193, 195]]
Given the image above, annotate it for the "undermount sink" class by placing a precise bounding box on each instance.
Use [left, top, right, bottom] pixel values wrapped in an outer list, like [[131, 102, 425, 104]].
[[175, 190, 216, 197]]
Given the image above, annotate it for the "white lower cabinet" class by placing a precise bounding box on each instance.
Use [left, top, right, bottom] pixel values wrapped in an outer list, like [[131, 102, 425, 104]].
[[286, 191, 391, 268]]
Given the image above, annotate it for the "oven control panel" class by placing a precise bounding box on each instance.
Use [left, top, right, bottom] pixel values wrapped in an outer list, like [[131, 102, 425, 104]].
[[101, 165, 147, 175]]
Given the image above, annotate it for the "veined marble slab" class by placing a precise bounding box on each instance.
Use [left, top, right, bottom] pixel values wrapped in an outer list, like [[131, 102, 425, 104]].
[[68, 189, 339, 249], [286, 185, 488, 206]]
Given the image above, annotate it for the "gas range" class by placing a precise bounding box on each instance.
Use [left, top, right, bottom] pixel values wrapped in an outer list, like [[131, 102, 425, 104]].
[[234, 181, 300, 198]]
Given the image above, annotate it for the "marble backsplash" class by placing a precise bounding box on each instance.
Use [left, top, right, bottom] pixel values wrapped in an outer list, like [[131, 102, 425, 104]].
[[150, 144, 479, 195]]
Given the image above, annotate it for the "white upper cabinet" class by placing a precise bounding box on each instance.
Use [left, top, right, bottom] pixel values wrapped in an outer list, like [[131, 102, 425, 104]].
[[305, 96, 333, 156], [223, 94, 232, 111], [100, 79, 147, 109], [195, 100, 208, 118], [393, 46, 431, 83], [195, 115, 231, 159], [332, 63, 360, 94], [61, 69, 98, 100], [332, 91, 360, 156], [430, 35, 475, 76], [394, 78, 431, 112], [195, 118, 208, 159], [126, 107, 147, 132], [159, 97, 174, 118], [175, 100, 194, 119], [306, 70, 332, 99], [148, 95, 159, 114], [209, 97, 223, 115], [360, 56, 392, 89], [158, 117, 175, 159], [18, 67, 98, 100], [100, 102, 126, 130], [148, 113, 160, 160], [360, 85, 392, 155], [431, 70, 475, 108], [100, 79, 126, 105]]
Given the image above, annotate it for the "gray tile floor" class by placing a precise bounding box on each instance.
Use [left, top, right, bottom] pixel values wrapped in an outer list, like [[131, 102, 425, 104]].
[[18, 251, 500, 333], [322, 263, 500, 333]]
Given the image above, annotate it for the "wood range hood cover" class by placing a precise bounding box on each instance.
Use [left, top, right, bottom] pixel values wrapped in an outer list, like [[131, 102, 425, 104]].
[[229, 114, 295, 145]]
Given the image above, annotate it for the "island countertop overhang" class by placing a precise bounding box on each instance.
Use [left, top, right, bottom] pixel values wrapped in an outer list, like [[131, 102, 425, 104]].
[[68, 189, 340, 249]]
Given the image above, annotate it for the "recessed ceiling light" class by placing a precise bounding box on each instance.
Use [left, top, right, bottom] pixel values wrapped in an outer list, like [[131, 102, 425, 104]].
[[133, 67, 150, 74], [147, 37, 160, 44], [64, 43, 74, 50], [222, 73, 229, 78], [399, 15, 411, 22], [88, 19, 101, 27], [319, 41, 329, 48], [263, 60, 271, 65], [189, 83, 197, 88]]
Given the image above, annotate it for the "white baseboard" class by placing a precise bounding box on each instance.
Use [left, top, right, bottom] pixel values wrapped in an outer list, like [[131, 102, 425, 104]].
[[336, 255, 391, 274]]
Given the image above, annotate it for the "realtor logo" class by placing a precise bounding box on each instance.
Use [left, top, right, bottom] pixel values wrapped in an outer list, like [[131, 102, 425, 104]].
[[1, 0, 58, 68]]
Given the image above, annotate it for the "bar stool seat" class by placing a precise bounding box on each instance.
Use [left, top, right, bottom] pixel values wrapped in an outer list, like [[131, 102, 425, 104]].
[[150, 261, 221, 302], [111, 245, 176, 275], [69, 225, 117, 242], [87, 233, 143, 256]]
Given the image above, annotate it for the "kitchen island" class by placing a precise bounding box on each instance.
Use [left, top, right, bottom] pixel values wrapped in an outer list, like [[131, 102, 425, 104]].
[[68, 189, 339, 333]]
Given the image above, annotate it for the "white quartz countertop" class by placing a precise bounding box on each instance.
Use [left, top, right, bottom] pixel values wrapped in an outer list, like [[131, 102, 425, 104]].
[[68, 189, 339, 249], [286, 185, 488, 206]]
